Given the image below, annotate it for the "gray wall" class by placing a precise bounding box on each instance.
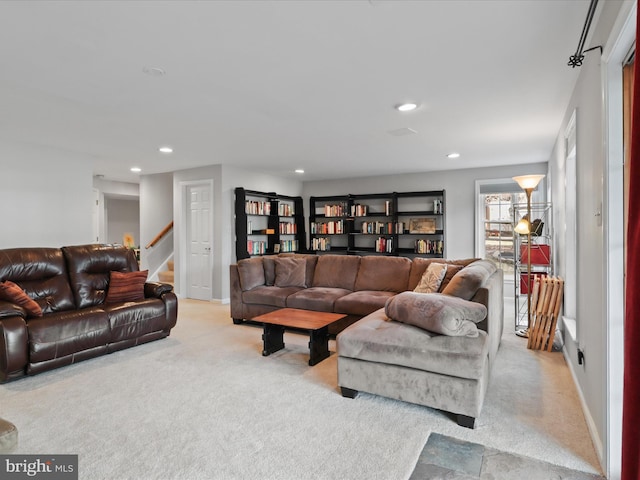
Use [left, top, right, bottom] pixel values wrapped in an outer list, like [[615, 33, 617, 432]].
[[548, 0, 628, 475], [105, 198, 139, 245], [140, 172, 174, 276], [0, 142, 93, 248]]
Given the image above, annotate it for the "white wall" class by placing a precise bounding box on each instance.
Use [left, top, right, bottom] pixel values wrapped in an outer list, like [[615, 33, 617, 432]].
[[105, 198, 139, 245], [140, 172, 174, 276], [302, 163, 547, 259], [0, 143, 93, 248], [548, 0, 628, 476]]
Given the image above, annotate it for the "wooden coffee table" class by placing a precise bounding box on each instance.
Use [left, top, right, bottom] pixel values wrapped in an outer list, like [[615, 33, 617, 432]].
[[253, 308, 346, 366]]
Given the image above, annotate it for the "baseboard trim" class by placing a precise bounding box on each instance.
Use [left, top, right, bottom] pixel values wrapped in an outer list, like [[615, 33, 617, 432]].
[[562, 346, 605, 473]]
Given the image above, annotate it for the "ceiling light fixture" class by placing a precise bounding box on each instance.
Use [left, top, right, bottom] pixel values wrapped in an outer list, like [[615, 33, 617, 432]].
[[295, 169, 305, 174], [130, 167, 142, 173], [159, 146, 173, 154], [395, 103, 418, 112], [447, 152, 460, 159]]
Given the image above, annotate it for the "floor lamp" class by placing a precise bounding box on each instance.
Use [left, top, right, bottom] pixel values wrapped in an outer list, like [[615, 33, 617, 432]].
[[513, 174, 545, 337]]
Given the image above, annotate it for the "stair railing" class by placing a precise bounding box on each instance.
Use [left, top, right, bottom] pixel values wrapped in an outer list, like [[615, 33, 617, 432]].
[[146, 221, 173, 249]]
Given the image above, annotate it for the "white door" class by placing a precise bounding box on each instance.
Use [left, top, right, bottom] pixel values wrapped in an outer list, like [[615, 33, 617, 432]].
[[187, 184, 212, 300]]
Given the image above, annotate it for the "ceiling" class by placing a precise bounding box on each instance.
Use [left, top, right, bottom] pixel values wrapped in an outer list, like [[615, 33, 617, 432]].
[[0, 0, 590, 183]]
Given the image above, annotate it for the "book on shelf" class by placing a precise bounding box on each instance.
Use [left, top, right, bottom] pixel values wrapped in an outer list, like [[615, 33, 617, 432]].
[[324, 203, 348, 217], [245, 200, 271, 215], [279, 239, 299, 253], [375, 237, 393, 253], [311, 219, 344, 234], [252, 228, 275, 235], [247, 240, 267, 255], [279, 222, 297, 234], [360, 221, 394, 235], [350, 203, 368, 217], [312, 237, 331, 251], [414, 239, 444, 254], [278, 204, 294, 216]]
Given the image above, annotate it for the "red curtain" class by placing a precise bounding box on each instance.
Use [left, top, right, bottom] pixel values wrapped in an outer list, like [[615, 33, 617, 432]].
[[622, 8, 640, 480]]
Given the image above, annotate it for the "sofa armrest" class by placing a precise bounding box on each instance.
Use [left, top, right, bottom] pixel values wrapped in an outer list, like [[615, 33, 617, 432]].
[[0, 300, 26, 320], [144, 282, 173, 298], [0, 315, 29, 383], [471, 268, 503, 367], [229, 264, 244, 321]]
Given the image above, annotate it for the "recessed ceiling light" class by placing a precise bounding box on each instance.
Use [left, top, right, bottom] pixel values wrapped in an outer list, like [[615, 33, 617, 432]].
[[295, 169, 305, 174], [447, 152, 461, 159], [159, 146, 173, 154], [130, 167, 142, 173], [395, 103, 418, 112], [142, 66, 166, 77]]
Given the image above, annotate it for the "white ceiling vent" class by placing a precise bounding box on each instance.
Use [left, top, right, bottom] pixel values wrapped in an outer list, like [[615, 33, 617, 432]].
[[387, 127, 418, 137]]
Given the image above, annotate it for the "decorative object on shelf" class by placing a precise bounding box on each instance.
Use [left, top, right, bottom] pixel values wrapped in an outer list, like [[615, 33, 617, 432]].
[[409, 218, 436, 234], [512, 174, 545, 338]]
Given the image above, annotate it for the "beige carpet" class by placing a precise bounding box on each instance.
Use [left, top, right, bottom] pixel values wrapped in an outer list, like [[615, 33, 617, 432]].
[[0, 299, 602, 479]]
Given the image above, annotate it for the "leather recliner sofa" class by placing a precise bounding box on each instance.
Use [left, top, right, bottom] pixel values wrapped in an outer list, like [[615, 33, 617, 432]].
[[0, 244, 178, 382]]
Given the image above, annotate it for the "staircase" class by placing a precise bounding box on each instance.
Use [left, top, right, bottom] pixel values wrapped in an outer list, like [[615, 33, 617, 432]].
[[158, 260, 174, 285]]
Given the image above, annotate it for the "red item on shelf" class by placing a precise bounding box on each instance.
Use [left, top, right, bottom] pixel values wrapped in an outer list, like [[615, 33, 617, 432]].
[[519, 244, 551, 265]]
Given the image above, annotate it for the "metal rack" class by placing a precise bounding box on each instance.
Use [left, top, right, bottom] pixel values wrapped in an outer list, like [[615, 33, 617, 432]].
[[513, 202, 553, 330]]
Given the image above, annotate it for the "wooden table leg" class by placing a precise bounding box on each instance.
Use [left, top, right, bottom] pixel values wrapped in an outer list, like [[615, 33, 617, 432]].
[[308, 326, 330, 366], [262, 324, 285, 356]]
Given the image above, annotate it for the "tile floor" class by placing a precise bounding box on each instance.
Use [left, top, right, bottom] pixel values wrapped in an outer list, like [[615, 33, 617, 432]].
[[410, 433, 606, 480]]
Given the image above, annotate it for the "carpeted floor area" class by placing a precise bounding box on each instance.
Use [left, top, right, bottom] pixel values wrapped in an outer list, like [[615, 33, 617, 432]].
[[0, 299, 603, 479]]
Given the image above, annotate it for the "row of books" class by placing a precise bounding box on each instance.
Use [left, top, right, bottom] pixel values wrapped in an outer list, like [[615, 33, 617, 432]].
[[360, 221, 394, 235], [279, 222, 297, 234], [415, 239, 444, 254], [311, 237, 331, 251], [279, 240, 299, 253], [245, 201, 271, 216], [375, 237, 393, 253], [278, 204, 295, 217], [310, 220, 344, 234], [247, 240, 267, 255], [324, 203, 349, 217]]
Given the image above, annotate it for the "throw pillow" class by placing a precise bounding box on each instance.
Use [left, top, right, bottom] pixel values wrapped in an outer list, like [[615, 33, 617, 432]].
[[413, 263, 447, 293], [0, 280, 43, 317], [237, 257, 266, 291], [441, 260, 497, 300], [385, 291, 487, 337], [274, 257, 306, 288], [105, 270, 148, 304], [438, 264, 464, 292]]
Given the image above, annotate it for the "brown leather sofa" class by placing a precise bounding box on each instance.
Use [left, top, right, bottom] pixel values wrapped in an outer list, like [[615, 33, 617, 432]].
[[0, 244, 178, 382]]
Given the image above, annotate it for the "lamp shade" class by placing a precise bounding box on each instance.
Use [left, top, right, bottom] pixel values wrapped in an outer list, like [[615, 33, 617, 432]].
[[513, 174, 545, 190], [514, 216, 531, 234]]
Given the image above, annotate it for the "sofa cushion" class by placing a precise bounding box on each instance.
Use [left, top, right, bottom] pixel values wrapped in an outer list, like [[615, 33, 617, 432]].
[[105, 270, 148, 304], [27, 308, 111, 363], [334, 290, 396, 316], [274, 257, 307, 287], [441, 260, 497, 300], [407, 257, 478, 291], [242, 286, 303, 307], [0, 280, 43, 317], [439, 264, 464, 292], [287, 287, 352, 312], [353, 256, 411, 292], [337, 308, 489, 380], [312, 255, 360, 290], [102, 298, 168, 342], [413, 263, 447, 294], [385, 292, 487, 337], [237, 257, 266, 291], [263, 257, 276, 286]]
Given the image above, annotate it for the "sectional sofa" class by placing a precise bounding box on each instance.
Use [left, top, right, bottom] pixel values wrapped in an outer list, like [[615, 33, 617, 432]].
[[230, 253, 503, 427]]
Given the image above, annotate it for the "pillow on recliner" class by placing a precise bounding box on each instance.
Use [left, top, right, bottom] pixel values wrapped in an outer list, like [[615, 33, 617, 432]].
[[385, 291, 486, 337], [0, 280, 43, 317], [105, 270, 148, 304]]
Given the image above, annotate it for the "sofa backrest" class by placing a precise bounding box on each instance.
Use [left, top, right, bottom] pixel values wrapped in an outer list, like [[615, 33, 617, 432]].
[[354, 256, 411, 292], [0, 247, 76, 314], [62, 244, 139, 309], [312, 254, 360, 290]]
